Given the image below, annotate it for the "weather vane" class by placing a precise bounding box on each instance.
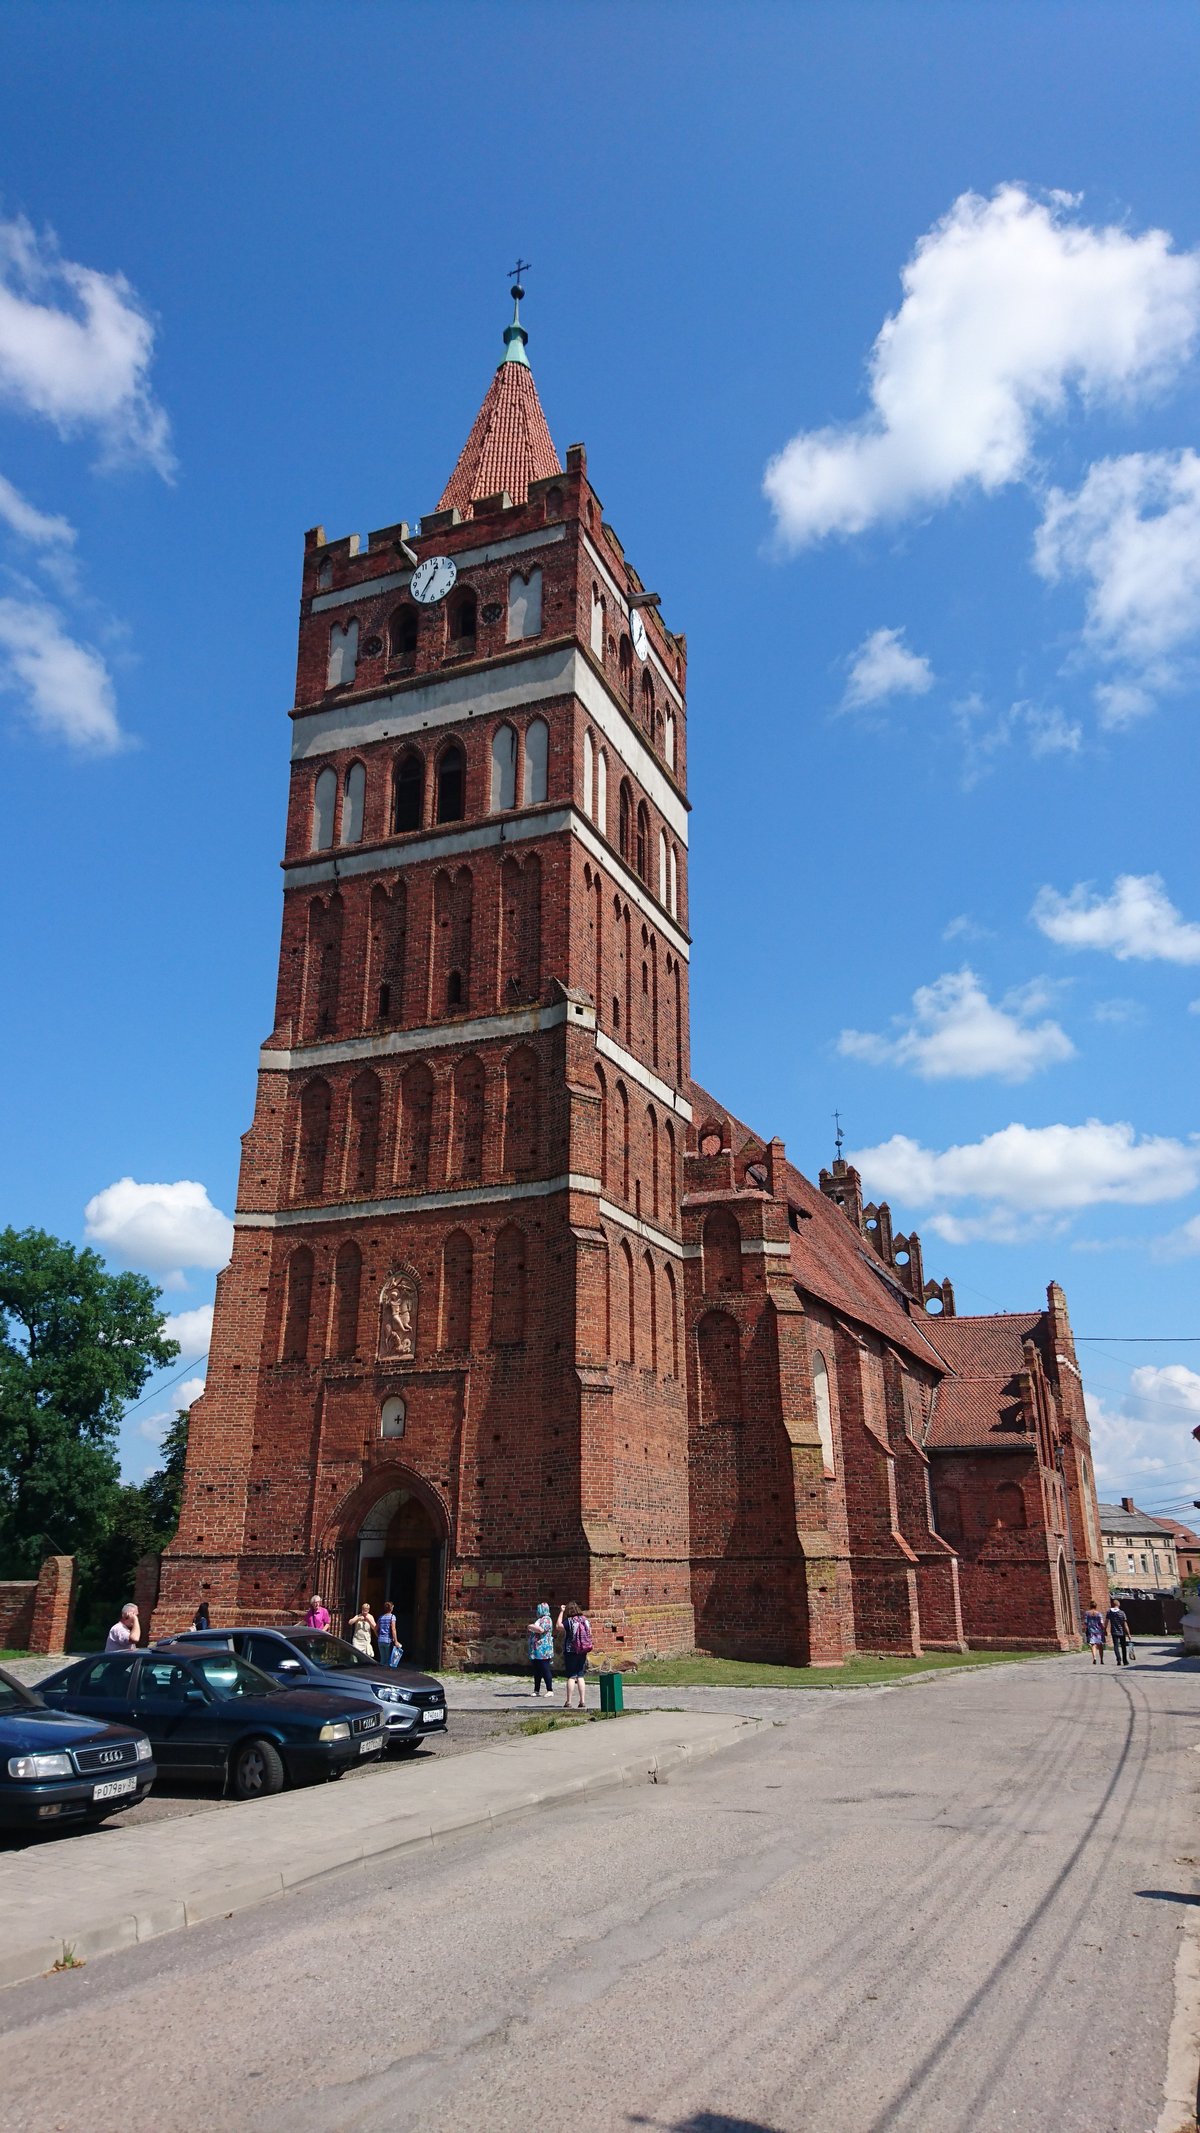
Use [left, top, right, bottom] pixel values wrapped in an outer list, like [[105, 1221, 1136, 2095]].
[[833, 1109, 845, 1160]]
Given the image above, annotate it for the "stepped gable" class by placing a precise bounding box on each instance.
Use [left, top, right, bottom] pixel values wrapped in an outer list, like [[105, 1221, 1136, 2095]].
[[687, 1078, 946, 1370], [437, 281, 561, 516], [920, 1312, 1045, 1447]]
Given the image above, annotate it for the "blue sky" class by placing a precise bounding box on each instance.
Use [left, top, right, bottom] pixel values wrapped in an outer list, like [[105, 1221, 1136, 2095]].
[[1, 2, 1198, 1514]]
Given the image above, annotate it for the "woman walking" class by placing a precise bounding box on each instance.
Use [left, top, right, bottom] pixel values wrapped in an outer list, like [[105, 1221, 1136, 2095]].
[[349, 1599, 377, 1659], [556, 1600, 594, 1711], [1084, 1604, 1106, 1664], [377, 1599, 400, 1669], [527, 1602, 554, 1698]]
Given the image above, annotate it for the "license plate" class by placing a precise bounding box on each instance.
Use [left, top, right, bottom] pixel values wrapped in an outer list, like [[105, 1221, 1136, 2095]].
[[359, 1736, 382, 1754], [422, 1708, 444, 1724], [92, 1775, 137, 1801]]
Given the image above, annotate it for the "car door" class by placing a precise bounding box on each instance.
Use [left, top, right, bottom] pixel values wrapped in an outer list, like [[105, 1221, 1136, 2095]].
[[240, 1633, 307, 1687], [129, 1657, 223, 1775], [46, 1654, 136, 1726]]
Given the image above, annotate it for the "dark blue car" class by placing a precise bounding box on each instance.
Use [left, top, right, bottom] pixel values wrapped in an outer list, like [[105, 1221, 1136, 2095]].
[[172, 1627, 447, 1747], [0, 1663, 155, 1830], [38, 1645, 384, 1799]]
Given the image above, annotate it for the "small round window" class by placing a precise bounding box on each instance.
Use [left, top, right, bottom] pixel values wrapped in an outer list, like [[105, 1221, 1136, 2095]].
[[381, 1397, 407, 1439], [700, 1130, 722, 1158]]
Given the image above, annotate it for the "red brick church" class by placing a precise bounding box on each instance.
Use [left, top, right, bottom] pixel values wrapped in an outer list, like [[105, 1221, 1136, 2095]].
[[159, 285, 1108, 1664]]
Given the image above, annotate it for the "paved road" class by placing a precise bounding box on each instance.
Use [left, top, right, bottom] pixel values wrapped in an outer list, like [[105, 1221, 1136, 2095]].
[[2, 1647, 1197, 2133]]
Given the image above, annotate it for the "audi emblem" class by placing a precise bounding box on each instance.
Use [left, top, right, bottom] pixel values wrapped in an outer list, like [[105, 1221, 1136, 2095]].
[[98, 1748, 123, 1765]]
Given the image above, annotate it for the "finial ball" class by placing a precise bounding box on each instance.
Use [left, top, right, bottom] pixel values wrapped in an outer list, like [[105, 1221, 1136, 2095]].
[[511, 281, 525, 302]]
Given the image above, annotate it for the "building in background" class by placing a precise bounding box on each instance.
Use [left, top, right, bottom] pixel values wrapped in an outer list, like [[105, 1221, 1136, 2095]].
[[158, 287, 1107, 1664], [1098, 1500, 1180, 1594], [1151, 1517, 1200, 1585]]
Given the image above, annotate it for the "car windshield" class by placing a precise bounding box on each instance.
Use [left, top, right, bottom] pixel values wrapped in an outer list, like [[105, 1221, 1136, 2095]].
[[289, 1633, 377, 1671], [188, 1653, 279, 1699]]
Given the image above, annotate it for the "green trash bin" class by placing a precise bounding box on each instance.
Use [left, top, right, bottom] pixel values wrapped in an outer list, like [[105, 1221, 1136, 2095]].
[[599, 1670, 624, 1714]]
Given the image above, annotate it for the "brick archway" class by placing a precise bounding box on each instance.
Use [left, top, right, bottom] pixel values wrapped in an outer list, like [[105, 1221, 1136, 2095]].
[[318, 1464, 451, 1669]]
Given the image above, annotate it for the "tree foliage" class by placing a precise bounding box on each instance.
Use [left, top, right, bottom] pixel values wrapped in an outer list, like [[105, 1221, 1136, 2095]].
[[0, 1227, 178, 1578]]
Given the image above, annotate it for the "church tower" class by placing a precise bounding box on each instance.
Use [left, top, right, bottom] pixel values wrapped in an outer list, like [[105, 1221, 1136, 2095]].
[[159, 283, 696, 1663]]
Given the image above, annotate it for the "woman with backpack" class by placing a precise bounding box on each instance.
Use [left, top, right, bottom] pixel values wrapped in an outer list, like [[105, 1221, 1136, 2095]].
[[557, 1600, 593, 1710]]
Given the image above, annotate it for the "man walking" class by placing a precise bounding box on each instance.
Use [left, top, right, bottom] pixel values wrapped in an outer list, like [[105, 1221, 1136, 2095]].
[[1106, 1598, 1132, 1667]]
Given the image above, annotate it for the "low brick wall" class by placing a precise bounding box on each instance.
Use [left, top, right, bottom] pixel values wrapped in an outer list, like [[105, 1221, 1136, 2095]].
[[0, 1557, 77, 1654], [0, 1581, 36, 1650]]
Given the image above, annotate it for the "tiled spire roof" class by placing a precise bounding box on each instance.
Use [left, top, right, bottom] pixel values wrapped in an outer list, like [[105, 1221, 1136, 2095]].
[[437, 279, 561, 517]]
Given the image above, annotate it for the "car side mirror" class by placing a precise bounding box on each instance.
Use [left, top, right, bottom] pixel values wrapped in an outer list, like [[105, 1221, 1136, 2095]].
[[185, 1687, 208, 1704], [278, 1659, 303, 1672]]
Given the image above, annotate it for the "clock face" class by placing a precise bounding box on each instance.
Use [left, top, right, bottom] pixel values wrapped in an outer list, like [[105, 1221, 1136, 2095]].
[[410, 555, 458, 605], [630, 608, 649, 662]]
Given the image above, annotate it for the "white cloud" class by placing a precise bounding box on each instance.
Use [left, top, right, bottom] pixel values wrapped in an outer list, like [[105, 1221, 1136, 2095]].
[[851, 1118, 1200, 1223], [0, 472, 73, 547], [954, 695, 1083, 786], [842, 626, 934, 709], [1025, 705, 1082, 757], [839, 968, 1074, 1082], [0, 593, 122, 750], [943, 914, 992, 944], [1086, 1368, 1200, 1499], [1154, 1214, 1200, 1261], [161, 1307, 214, 1358], [1033, 873, 1200, 964], [133, 1376, 206, 1446], [764, 185, 1200, 545], [1034, 449, 1200, 713], [84, 1178, 233, 1282], [0, 215, 172, 473]]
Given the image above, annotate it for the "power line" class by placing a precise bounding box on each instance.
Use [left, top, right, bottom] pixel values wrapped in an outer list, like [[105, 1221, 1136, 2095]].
[[119, 1354, 207, 1422], [1076, 1336, 1200, 1343]]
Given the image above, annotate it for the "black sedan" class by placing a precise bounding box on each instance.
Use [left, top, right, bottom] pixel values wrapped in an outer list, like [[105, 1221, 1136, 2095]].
[[0, 1664, 155, 1830], [173, 1626, 447, 1746], [37, 1645, 383, 1799]]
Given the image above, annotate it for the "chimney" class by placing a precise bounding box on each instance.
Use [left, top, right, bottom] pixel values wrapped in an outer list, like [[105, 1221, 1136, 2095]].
[[1121, 1496, 1135, 1514]]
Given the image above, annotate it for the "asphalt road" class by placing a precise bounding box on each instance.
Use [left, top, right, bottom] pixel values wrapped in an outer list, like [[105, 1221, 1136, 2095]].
[[2, 1646, 1197, 2133]]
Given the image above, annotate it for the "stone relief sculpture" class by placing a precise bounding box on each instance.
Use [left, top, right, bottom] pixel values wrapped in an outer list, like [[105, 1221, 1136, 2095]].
[[378, 1271, 417, 1362]]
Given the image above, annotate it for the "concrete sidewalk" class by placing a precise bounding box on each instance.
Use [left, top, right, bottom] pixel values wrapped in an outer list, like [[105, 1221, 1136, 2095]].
[[0, 1708, 755, 1991]]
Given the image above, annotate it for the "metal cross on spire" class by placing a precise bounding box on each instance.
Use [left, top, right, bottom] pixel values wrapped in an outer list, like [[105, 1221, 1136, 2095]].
[[508, 257, 532, 296], [833, 1109, 845, 1160]]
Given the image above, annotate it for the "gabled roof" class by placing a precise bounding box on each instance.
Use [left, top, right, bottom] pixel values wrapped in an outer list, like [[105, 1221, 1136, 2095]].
[[919, 1313, 1044, 1450], [1097, 1501, 1180, 1540], [1150, 1516, 1200, 1549], [437, 291, 561, 517]]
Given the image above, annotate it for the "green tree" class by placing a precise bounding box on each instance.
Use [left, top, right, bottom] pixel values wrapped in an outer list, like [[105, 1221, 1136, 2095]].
[[0, 1227, 179, 1579], [140, 1407, 190, 1539]]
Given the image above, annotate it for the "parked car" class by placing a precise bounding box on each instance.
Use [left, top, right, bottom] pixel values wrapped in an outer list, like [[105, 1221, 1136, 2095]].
[[171, 1626, 447, 1747], [37, 1645, 383, 1799], [0, 1663, 155, 1830]]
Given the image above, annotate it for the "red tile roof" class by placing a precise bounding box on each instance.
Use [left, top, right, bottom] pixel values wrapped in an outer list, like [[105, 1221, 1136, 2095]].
[[1151, 1516, 1200, 1549], [438, 360, 561, 517], [921, 1314, 1044, 1450]]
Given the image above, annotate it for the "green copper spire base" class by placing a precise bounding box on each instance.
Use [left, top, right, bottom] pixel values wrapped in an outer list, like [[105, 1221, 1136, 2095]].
[[501, 278, 531, 368]]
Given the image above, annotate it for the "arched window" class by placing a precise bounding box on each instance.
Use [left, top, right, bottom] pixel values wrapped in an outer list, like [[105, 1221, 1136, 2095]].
[[664, 1261, 679, 1377], [702, 1208, 742, 1292], [331, 1241, 361, 1360], [583, 728, 594, 818], [658, 829, 668, 905], [368, 880, 406, 1026], [490, 724, 517, 811], [507, 567, 542, 640], [281, 1246, 314, 1363], [668, 844, 679, 919], [304, 893, 343, 1038], [312, 767, 337, 850], [492, 1223, 528, 1345], [522, 717, 548, 805], [393, 750, 424, 834], [664, 1118, 677, 1221], [812, 1351, 835, 1474], [500, 853, 540, 1004], [643, 1251, 657, 1373], [340, 762, 366, 846], [665, 706, 676, 772], [595, 1063, 609, 1194], [619, 633, 633, 689], [449, 1056, 485, 1183], [641, 669, 655, 733], [503, 1045, 539, 1176], [636, 803, 649, 884], [389, 605, 418, 661], [611, 1239, 631, 1363], [296, 1079, 331, 1200], [433, 866, 473, 1013], [590, 584, 605, 657], [620, 1240, 636, 1364], [697, 1309, 743, 1423], [596, 747, 608, 835], [347, 1069, 381, 1196], [399, 1062, 434, 1190], [648, 1105, 659, 1219], [617, 1080, 630, 1202], [449, 589, 477, 652], [440, 1230, 473, 1351], [327, 618, 358, 689], [436, 742, 465, 823], [619, 782, 632, 865]]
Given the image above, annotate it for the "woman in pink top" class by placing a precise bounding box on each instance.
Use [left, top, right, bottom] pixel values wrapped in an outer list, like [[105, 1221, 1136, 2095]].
[[305, 1594, 331, 1631]]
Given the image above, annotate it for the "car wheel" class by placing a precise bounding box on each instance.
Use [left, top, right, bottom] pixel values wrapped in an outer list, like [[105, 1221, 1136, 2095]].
[[231, 1738, 285, 1800]]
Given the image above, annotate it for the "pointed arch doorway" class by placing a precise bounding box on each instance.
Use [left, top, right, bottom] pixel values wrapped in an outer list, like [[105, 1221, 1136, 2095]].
[[347, 1480, 448, 1669]]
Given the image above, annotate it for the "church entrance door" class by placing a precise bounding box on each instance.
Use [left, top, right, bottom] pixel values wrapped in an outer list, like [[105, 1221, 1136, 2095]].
[[354, 1486, 445, 1669]]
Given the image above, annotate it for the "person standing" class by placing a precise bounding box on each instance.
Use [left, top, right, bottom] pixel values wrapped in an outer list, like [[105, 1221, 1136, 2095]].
[[527, 1602, 554, 1698], [1084, 1605, 1106, 1664], [557, 1600, 594, 1711], [105, 1603, 141, 1653], [377, 1599, 400, 1669], [350, 1600, 377, 1658], [193, 1600, 211, 1631], [305, 1594, 331, 1631], [1107, 1598, 1132, 1667]]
